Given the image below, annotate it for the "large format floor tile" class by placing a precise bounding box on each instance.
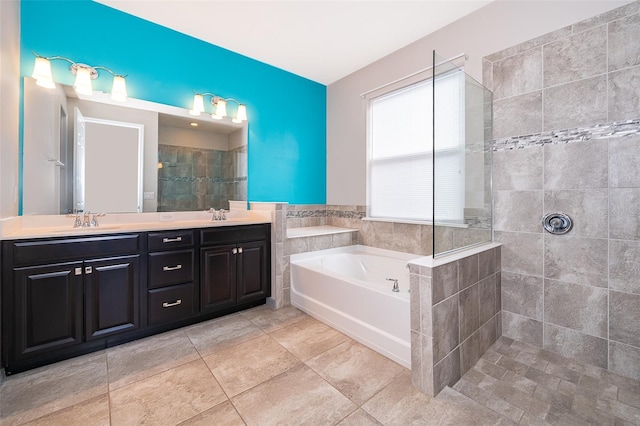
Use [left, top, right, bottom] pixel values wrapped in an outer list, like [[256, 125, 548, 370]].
[[240, 304, 309, 333], [203, 334, 301, 397], [231, 363, 356, 425], [109, 359, 227, 425], [2, 306, 639, 426], [269, 315, 350, 361], [107, 329, 200, 390], [184, 313, 264, 357], [0, 352, 108, 426], [177, 401, 245, 426], [306, 340, 406, 405], [19, 395, 110, 426]]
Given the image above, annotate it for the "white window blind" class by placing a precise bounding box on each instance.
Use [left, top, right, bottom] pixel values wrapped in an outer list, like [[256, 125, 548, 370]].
[[368, 70, 465, 222]]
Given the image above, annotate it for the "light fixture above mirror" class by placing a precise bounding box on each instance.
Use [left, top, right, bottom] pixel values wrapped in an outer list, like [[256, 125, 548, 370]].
[[189, 92, 247, 123], [31, 53, 128, 102]]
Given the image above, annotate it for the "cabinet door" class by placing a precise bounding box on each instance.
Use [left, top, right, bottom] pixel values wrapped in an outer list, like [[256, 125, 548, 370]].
[[237, 240, 269, 304], [200, 245, 236, 312], [13, 262, 83, 358], [85, 255, 140, 340]]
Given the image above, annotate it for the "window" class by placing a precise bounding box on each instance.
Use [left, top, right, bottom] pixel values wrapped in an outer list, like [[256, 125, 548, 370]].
[[367, 69, 465, 223]]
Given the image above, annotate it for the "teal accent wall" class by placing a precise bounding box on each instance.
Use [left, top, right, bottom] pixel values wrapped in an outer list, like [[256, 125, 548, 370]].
[[20, 0, 326, 206]]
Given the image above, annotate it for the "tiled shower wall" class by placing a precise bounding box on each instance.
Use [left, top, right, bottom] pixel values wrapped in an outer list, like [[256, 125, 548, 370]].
[[484, 0, 640, 380], [158, 144, 247, 211], [410, 245, 502, 396]]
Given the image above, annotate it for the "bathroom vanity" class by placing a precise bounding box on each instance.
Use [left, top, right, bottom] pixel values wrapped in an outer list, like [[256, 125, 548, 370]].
[[1, 219, 271, 375]]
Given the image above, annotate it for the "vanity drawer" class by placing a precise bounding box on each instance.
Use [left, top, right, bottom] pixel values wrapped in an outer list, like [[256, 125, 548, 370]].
[[147, 230, 194, 251], [148, 250, 194, 289], [200, 224, 270, 246], [148, 283, 194, 326], [11, 234, 140, 266]]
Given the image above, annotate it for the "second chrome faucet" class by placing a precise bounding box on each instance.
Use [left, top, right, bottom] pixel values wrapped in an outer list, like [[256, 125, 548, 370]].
[[209, 208, 227, 221]]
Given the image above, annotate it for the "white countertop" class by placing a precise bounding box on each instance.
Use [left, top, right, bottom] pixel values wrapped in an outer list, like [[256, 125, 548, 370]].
[[0, 210, 272, 240]]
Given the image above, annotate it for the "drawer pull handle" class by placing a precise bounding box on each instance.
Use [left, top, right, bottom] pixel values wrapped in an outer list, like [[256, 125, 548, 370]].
[[162, 264, 182, 271], [162, 237, 182, 243], [162, 299, 182, 308]]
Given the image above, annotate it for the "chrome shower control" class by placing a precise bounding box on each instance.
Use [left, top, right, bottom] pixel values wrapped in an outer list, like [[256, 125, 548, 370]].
[[542, 212, 573, 235]]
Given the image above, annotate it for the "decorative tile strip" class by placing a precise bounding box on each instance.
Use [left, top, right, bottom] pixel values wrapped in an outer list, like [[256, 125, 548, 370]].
[[158, 176, 247, 183], [326, 209, 366, 220], [492, 119, 640, 151], [286, 210, 327, 219], [286, 208, 366, 220]]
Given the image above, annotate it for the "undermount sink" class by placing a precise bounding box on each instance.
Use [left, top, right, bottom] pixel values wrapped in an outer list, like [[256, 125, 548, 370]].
[[51, 226, 122, 233]]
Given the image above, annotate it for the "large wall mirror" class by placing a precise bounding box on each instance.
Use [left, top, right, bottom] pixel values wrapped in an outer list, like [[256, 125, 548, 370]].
[[22, 77, 248, 215]]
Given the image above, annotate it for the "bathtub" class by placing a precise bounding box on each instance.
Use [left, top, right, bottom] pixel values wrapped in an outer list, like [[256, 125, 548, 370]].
[[290, 245, 420, 368]]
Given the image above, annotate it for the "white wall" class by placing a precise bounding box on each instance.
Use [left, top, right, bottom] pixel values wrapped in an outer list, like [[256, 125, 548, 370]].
[[23, 79, 68, 215], [0, 0, 20, 218], [158, 125, 229, 151], [327, 0, 632, 205]]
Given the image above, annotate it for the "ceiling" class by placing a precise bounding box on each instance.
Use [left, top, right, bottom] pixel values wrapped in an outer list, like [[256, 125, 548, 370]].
[[96, 0, 493, 85]]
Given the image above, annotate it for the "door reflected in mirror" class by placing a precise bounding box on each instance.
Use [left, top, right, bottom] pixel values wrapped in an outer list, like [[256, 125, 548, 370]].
[[21, 77, 248, 215]]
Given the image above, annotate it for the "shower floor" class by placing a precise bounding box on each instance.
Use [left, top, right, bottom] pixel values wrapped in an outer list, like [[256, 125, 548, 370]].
[[454, 336, 640, 424]]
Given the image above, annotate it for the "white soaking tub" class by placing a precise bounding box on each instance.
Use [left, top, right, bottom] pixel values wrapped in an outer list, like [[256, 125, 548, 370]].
[[290, 245, 420, 368]]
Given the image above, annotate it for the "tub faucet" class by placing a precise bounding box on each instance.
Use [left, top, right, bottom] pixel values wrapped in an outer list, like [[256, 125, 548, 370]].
[[386, 277, 400, 292]]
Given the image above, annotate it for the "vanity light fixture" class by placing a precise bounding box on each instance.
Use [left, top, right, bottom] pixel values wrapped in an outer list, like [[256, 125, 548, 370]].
[[31, 53, 128, 101], [189, 92, 248, 123]]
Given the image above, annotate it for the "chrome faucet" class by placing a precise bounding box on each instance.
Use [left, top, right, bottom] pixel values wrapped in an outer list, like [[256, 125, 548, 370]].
[[386, 277, 400, 292], [82, 211, 91, 227], [210, 208, 227, 221]]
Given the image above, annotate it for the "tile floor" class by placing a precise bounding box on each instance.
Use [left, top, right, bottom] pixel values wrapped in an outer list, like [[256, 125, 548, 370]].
[[0, 305, 638, 425]]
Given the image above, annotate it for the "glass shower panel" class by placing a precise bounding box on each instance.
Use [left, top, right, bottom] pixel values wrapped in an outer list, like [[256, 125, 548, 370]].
[[433, 50, 493, 257]]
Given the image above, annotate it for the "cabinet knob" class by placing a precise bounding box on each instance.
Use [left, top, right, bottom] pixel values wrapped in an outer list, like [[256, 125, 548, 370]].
[[75, 267, 82, 276], [232, 248, 238, 254], [85, 266, 92, 274], [238, 247, 243, 254]]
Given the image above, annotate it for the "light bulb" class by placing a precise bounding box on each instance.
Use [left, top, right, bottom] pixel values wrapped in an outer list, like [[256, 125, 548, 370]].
[[189, 94, 204, 116], [233, 104, 247, 123], [212, 99, 227, 119], [32, 57, 55, 89], [74, 66, 93, 96], [111, 75, 128, 102]]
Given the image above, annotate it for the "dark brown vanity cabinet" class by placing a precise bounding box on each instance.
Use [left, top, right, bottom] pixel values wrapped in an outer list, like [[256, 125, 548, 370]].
[[85, 255, 140, 340], [2, 234, 141, 372], [200, 224, 270, 314], [12, 262, 84, 358], [147, 230, 196, 326], [1, 223, 270, 375]]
